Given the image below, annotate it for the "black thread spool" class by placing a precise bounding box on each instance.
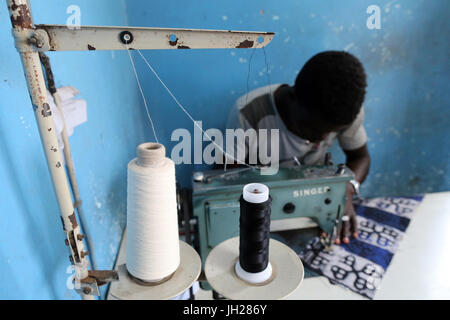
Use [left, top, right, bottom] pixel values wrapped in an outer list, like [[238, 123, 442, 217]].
[[235, 183, 273, 284]]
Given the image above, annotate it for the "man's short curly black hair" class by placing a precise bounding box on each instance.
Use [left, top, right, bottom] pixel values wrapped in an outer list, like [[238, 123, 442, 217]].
[[294, 51, 367, 126]]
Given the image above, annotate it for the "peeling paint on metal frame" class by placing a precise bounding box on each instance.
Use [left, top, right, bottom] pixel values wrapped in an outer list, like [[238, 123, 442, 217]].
[[8, 0, 33, 29], [68, 212, 79, 229], [236, 39, 254, 48], [41, 103, 52, 117]]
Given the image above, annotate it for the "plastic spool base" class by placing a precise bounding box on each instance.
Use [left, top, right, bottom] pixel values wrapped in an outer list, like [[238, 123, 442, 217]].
[[205, 237, 304, 300], [235, 261, 273, 284], [109, 240, 201, 300]]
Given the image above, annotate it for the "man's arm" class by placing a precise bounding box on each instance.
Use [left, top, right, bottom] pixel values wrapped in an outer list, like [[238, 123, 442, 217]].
[[334, 144, 371, 244], [344, 143, 370, 184]]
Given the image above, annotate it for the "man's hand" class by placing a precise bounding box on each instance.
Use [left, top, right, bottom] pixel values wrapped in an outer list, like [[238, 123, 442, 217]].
[[331, 143, 370, 244], [335, 183, 359, 244]]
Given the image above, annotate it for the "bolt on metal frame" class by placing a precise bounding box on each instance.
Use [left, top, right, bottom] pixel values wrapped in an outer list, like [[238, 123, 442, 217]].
[[6, 0, 274, 299]]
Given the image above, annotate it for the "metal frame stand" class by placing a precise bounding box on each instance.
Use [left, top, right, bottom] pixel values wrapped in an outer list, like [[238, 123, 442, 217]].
[[6, 0, 273, 299]]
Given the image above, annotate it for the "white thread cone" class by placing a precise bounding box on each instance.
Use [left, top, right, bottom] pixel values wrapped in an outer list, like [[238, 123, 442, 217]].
[[126, 143, 180, 282]]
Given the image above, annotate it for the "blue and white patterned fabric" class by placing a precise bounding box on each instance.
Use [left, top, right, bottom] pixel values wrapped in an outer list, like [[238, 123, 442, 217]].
[[299, 196, 424, 299]]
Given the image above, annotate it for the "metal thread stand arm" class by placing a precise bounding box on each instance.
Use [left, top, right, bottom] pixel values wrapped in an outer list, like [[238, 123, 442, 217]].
[[32, 24, 274, 52]]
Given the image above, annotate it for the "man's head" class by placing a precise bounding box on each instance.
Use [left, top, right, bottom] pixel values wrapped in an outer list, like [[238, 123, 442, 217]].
[[291, 51, 367, 142]]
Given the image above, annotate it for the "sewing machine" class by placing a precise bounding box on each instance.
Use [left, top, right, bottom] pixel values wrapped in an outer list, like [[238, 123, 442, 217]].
[[189, 160, 354, 289]]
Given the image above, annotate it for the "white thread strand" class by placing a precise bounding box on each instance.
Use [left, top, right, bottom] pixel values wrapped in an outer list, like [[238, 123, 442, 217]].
[[126, 145, 180, 281], [126, 45, 159, 143], [263, 47, 273, 99], [136, 50, 257, 169], [245, 48, 257, 107]]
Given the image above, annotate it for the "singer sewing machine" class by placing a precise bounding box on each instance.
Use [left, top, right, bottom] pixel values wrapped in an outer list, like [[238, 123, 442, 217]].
[[189, 159, 354, 289]]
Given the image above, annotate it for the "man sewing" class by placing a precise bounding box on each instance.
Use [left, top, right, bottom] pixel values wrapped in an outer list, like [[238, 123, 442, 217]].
[[225, 51, 371, 244]]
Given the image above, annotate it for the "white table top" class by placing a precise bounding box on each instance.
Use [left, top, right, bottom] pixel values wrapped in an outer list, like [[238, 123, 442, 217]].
[[285, 191, 450, 300]]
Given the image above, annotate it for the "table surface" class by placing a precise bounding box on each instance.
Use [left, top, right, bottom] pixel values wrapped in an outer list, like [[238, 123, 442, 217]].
[[196, 191, 450, 300]]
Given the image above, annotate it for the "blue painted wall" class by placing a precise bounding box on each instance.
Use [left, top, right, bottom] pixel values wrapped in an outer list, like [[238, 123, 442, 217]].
[[0, 0, 448, 299], [126, 0, 450, 195]]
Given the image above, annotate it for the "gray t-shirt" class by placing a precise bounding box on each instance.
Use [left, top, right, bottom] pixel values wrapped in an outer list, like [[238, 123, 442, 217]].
[[226, 84, 367, 165]]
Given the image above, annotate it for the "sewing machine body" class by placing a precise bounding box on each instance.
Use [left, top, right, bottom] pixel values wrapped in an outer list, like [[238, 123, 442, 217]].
[[192, 164, 354, 286]]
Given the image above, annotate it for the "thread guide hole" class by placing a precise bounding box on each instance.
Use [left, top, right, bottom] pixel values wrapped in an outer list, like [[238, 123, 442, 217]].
[[119, 31, 133, 44], [169, 33, 178, 45]]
